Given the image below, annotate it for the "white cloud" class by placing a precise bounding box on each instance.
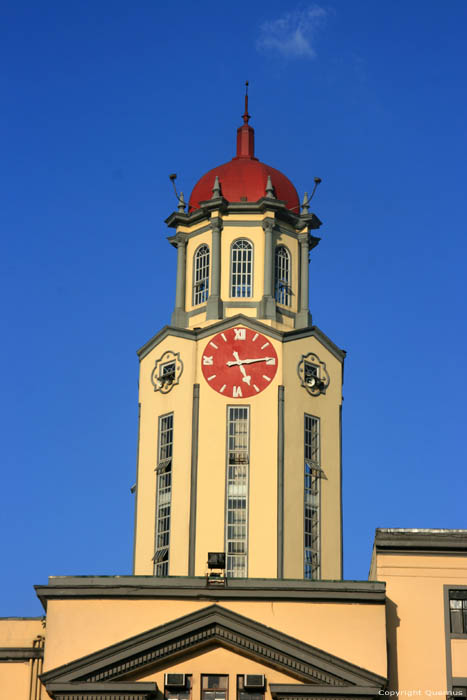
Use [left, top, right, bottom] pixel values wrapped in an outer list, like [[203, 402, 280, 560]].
[[256, 5, 327, 59]]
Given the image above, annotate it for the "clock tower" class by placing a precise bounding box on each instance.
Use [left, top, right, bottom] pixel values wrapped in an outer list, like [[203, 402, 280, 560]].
[[133, 94, 345, 581]]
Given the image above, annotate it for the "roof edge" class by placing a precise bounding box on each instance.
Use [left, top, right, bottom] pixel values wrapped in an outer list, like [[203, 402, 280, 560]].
[[34, 576, 385, 611], [374, 528, 467, 552]]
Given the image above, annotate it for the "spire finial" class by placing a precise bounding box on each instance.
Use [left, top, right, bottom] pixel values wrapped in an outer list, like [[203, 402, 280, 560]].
[[236, 81, 255, 158], [266, 175, 276, 199], [178, 191, 186, 213], [212, 176, 222, 199], [243, 81, 250, 124]]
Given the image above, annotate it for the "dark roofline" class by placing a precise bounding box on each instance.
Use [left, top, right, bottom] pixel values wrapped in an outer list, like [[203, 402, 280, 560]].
[[374, 528, 467, 553], [34, 576, 385, 612]]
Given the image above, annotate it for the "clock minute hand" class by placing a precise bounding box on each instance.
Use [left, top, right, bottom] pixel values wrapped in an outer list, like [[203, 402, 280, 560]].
[[226, 356, 275, 366]]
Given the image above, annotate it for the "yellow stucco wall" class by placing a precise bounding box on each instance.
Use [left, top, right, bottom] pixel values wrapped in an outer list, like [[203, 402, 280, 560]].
[[373, 551, 467, 690], [0, 618, 43, 647], [283, 336, 342, 580], [0, 618, 44, 700], [42, 597, 386, 678], [134, 321, 343, 580], [451, 638, 467, 678], [0, 662, 32, 700], [134, 335, 197, 574]]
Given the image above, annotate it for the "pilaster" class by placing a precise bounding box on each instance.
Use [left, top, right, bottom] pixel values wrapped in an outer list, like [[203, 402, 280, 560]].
[[295, 233, 311, 328], [258, 218, 276, 319], [171, 232, 188, 327], [206, 217, 223, 320]]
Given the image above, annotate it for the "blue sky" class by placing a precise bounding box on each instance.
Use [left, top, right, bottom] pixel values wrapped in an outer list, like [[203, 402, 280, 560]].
[[1, 0, 466, 616]]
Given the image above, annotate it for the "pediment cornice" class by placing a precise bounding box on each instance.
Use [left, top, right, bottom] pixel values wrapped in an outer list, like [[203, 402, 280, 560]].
[[41, 604, 385, 694]]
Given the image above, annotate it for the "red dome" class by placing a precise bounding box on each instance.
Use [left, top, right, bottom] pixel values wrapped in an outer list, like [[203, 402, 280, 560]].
[[188, 100, 300, 213], [189, 158, 300, 213]]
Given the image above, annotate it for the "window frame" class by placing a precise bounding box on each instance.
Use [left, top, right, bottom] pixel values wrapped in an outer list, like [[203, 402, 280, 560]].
[[164, 674, 192, 700], [154, 412, 174, 576], [225, 405, 250, 578], [449, 589, 467, 636], [230, 238, 254, 299], [274, 245, 291, 306], [201, 675, 229, 700], [304, 413, 321, 580], [193, 243, 210, 306], [237, 675, 265, 700]]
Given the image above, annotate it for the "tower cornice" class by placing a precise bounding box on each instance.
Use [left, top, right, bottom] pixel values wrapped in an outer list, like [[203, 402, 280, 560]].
[[136, 314, 346, 362], [165, 201, 322, 232]]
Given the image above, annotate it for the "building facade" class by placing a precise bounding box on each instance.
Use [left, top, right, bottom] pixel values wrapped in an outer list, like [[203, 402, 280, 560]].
[[1, 100, 467, 699]]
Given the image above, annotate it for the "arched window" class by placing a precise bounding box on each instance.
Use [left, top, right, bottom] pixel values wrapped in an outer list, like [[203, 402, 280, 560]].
[[230, 239, 253, 298], [193, 244, 210, 306], [275, 245, 291, 305]]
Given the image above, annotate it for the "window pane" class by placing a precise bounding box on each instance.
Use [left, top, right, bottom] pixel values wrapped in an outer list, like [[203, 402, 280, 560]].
[[274, 246, 291, 306], [226, 407, 249, 578], [304, 415, 320, 580], [193, 244, 210, 305], [155, 414, 173, 576], [231, 240, 253, 297]]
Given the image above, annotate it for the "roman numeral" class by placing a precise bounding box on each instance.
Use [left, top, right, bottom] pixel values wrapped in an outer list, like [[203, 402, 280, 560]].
[[233, 386, 243, 397], [234, 328, 246, 340], [203, 356, 213, 365]]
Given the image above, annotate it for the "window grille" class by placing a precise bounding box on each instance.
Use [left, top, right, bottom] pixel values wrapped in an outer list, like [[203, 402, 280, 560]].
[[450, 590, 467, 634], [231, 239, 253, 298], [154, 413, 173, 576], [226, 406, 249, 577], [274, 246, 291, 306], [202, 676, 228, 700], [193, 244, 210, 306], [304, 414, 320, 580]]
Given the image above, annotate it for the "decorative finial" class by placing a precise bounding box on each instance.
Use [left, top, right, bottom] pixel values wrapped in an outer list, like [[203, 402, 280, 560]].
[[301, 192, 309, 214], [212, 175, 222, 199], [178, 191, 186, 213], [243, 81, 250, 124], [266, 175, 276, 199]]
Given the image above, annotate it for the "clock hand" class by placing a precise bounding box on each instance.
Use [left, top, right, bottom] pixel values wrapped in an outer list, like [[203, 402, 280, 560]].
[[226, 357, 275, 366], [232, 352, 251, 385]]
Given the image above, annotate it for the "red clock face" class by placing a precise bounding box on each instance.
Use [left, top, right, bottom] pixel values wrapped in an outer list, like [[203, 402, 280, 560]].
[[201, 327, 278, 398]]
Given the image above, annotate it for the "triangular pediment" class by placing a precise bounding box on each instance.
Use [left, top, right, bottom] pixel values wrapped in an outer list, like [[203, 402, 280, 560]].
[[41, 604, 385, 697]]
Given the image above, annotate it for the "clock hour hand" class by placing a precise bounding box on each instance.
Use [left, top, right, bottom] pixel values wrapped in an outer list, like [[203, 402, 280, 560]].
[[232, 351, 251, 385]]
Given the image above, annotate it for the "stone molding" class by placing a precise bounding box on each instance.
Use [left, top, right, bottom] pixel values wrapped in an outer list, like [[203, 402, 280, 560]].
[[40, 605, 385, 690], [136, 315, 346, 363]]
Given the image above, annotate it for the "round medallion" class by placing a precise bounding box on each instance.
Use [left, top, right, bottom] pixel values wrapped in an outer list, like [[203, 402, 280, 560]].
[[201, 327, 278, 398]]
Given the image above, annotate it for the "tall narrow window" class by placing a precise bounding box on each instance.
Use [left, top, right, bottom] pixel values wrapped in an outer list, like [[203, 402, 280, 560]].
[[154, 413, 173, 576], [304, 415, 320, 580], [226, 406, 249, 577], [193, 244, 210, 305], [231, 239, 253, 298], [275, 245, 291, 305]]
